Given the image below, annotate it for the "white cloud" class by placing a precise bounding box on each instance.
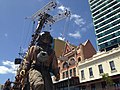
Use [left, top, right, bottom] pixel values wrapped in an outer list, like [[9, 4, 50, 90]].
[[57, 5, 85, 27], [58, 37, 65, 41], [70, 14, 86, 27], [3, 60, 14, 67], [0, 60, 19, 74], [80, 23, 93, 32], [58, 5, 70, 12], [0, 66, 10, 74], [70, 14, 80, 20], [68, 31, 81, 39]]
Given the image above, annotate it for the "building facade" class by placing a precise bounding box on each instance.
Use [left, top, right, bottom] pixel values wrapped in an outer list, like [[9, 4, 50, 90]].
[[78, 46, 120, 90], [53, 40, 96, 90], [88, 0, 120, 51]]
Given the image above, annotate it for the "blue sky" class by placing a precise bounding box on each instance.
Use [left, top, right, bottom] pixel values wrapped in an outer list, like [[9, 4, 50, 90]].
[[0, 0, 97, 84]]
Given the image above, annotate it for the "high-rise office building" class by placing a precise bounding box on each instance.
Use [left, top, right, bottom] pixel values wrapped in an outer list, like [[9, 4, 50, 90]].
[[89, 0, 120, 51]]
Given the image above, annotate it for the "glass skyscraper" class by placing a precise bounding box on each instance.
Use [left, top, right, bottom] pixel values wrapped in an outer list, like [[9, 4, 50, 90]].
[[89, 0, 120, 51]]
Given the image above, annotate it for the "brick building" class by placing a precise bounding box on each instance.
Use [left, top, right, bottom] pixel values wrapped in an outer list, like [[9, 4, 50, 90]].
[[53, 39, 96, 90]]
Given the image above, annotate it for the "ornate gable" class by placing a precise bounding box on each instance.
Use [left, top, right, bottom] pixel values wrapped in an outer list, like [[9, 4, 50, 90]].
[[63, 41, 72, 55]]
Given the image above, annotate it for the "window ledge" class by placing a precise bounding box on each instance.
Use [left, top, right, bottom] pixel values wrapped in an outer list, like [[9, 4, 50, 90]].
[[111, 69, 117, 73], [90, 75, 94, 78], [99, 73, 104, 76], [81, 77, 85, 80]]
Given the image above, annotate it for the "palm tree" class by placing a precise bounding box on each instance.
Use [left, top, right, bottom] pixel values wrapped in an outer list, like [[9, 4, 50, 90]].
[[102, 73, 114, 89]]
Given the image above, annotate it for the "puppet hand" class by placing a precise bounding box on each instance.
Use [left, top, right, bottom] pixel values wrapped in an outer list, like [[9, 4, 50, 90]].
[[55, 74, 60, 81]]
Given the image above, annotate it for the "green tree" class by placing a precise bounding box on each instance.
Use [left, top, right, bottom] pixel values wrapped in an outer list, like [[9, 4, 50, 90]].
[[102, 73, 114, 89]]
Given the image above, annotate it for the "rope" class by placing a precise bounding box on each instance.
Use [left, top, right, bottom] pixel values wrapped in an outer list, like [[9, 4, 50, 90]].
[[23, 20, 32, 48], [62, 15, 70, 40], [20, 18, 27, 48]]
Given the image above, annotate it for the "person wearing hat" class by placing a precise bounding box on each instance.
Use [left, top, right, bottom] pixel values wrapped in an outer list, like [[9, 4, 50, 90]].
[[24, 31, 60, 90], [3, 79, 11, 90]]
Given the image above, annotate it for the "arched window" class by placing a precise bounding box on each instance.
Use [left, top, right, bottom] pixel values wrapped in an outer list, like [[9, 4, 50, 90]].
[[63, 62, 68, 68], [69, 58, 75, 66], [78, 57, 81, 62]]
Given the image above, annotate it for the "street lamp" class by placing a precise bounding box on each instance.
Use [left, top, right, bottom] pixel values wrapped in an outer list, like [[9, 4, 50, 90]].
[[66, 61, 70, 90], [59, 56, 70, 90]]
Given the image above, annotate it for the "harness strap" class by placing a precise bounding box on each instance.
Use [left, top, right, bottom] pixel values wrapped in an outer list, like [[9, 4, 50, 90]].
[[31, 63, 49, 71]]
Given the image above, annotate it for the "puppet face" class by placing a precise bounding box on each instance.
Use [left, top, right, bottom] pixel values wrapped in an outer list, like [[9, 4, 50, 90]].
[[37, 31, 53, 45]]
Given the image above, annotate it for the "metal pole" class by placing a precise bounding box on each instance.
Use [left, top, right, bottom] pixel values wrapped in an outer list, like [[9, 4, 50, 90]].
[[67, 61, 70, 90]]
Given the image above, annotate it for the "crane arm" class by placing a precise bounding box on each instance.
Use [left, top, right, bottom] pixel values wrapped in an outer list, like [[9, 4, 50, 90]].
[[31, 1, 57, 20], [46, 9, 71, 25], [29, 10, 71, 47]]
